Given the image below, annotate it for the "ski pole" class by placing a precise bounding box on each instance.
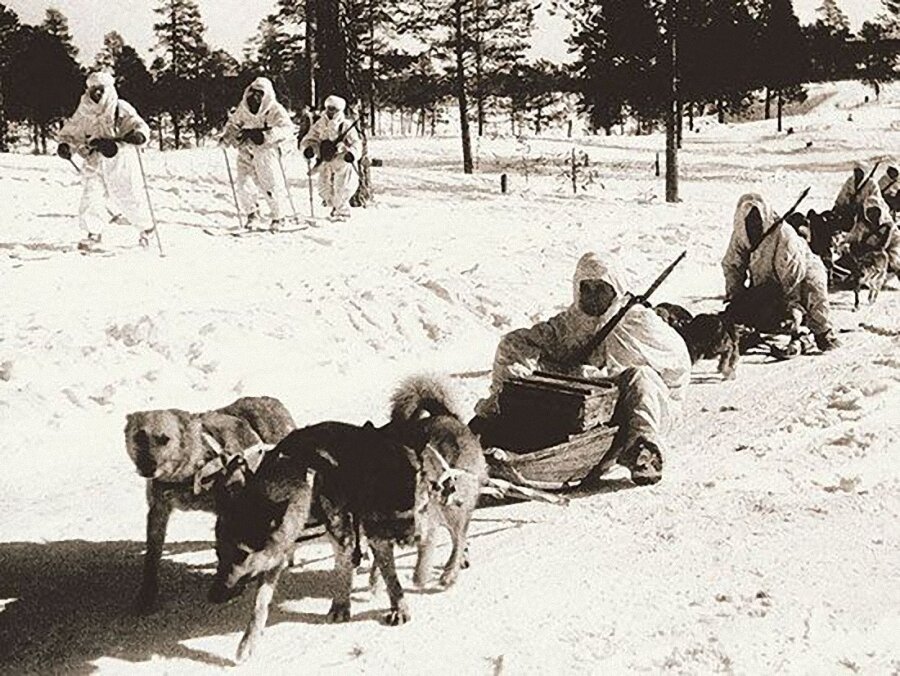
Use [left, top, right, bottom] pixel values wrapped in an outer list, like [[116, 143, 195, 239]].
[[306, 157, 316, 219], [134, 146, 164, 257], [67, 157, 81, 174], [221, 146, 243, 229], [276, 146, 299, 222]]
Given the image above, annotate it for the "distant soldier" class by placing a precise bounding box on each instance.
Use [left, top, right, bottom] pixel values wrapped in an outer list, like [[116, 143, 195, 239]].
[[220, 77, 296, 230], [299, 95, 359, 221], [833, 162, 878, 228], [57, 72, 151, 252]]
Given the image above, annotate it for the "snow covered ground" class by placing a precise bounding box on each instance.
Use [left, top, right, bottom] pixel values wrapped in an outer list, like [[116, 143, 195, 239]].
[[1, 80, 898, 674]]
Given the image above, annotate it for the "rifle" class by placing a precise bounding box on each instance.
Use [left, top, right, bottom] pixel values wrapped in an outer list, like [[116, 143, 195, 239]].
[[312, 116, 362, 168], [572, 251, 687, 364], [748, 187, 811, 254]]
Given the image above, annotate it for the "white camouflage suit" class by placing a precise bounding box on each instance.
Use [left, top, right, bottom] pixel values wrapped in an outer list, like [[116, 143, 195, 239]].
[[221, 77, 295, 223], [475, 252, 691, 478], [846, 193, 900, 273], [58, 72, 151, 237], [299, 95, 360, 219], [722, 193, 833, 336]]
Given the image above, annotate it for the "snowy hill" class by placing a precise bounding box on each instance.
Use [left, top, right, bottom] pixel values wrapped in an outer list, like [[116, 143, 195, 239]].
[[1, 80, 899, 673]]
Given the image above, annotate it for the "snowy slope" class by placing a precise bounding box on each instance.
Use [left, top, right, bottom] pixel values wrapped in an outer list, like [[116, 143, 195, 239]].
[[0, 80, 898, 674]]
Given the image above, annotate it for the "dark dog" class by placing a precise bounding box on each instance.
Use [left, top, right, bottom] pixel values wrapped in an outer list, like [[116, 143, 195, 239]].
[[380, 375, 488, 588], [680, 313, 743, 379], [124, 396, 294, 611], [211, 396, 483, 662], [653, 302, 694, 333], [655, 303, 740, 379]]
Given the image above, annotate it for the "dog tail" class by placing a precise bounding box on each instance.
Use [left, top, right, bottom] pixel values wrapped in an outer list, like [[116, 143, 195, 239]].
[[390, 374, 461, 423]]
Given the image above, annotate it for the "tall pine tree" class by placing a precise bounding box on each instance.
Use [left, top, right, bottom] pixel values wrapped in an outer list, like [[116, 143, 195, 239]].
[[153, 0, 209, 148], [41, 7, 77, 60]]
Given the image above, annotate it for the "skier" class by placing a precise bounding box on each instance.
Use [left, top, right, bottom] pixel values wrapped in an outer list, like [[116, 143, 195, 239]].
[[299, 95, 359, 221], [220, 77, 296, 230], [722, 193, 838, 355], [473, 252, 692, 487], [879, 164, 899, 217], [56, 71, 152, 252]]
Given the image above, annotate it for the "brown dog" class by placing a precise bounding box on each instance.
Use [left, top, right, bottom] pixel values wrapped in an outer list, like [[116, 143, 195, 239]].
[[124, 396, 295, 611], [381, 375, 488, 588]]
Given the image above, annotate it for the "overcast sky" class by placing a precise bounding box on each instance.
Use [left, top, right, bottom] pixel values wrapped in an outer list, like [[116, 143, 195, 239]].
[[4, 0, 884, 66]]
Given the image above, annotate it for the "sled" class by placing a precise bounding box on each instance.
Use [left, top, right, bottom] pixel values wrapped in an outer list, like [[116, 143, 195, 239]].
[[474, 372, 620, 491]]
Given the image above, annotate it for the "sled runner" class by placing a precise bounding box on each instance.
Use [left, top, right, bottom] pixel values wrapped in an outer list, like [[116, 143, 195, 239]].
[[475, 372, 619, 491]]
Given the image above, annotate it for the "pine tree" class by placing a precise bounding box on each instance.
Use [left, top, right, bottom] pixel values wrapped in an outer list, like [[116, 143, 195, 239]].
[[5, 25, 83, 153], [94, 31, 125, 70], [859, 21, 897, 97], [470, 0, 534, 136], [816, 0, 851, 32], [112, 44, 155, 119], [756, 0, 809, 131], [41, 7, 77, 60], [879, 0, 900, 37], [0, 2, 21, 150], [152, 0, 209, 148]]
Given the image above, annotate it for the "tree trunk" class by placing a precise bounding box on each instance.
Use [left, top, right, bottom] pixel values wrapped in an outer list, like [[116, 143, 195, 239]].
[[354, 103, 373, 206], [534, 108, 542, 135], [172, 111, 181, 150], [777, 90, 783, 132], [304, 0, 317, 107], [665, 0, 679, 203], [716, 99, 725, 124], [40, 124, 48, 155], [474, 0, 485, 137], [764, 87, 771, 120], [316, 0, 349, 100], [453, 0, 473, 174], [688, 101, 694, 131]]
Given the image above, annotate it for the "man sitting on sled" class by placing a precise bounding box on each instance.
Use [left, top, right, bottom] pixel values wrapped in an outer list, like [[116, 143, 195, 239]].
[[473, 252, 691, 487], [722, 193, 839, 355]]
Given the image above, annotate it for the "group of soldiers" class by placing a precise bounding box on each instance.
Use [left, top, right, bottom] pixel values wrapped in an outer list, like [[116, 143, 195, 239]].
[[56, 74, 360, 252], [473, 162, 899, 487]]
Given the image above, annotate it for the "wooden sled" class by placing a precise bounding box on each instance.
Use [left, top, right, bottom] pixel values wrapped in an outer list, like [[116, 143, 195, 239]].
[[473, 372, 620, 491]]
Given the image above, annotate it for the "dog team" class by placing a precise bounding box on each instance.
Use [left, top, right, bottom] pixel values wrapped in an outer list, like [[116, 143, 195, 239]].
[[57, 73, 359, 252]]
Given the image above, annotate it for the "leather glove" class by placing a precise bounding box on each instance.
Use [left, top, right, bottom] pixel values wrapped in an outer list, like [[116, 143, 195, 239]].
[[303, 146, 315, 160], [122, 130, 146, 145], [344, 151, 355, 163], [90, 137, 118, 158], [57, 143, 72, 160], [240, 128, 265, 145]]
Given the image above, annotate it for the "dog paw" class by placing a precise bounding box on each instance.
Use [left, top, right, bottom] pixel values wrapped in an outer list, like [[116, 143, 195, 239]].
[[235, 633, 257, 664], [383, 603, 410, 626], [326, 601, 351, 623]]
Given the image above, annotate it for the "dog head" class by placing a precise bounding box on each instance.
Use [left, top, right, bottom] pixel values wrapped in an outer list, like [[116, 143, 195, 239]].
[[125, 409, 203, 482], [654, 302, 694, 333], [209, 458, 311, 603]]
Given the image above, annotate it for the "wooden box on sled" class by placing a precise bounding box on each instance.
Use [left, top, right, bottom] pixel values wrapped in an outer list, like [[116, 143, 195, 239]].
[[476, 372, 619, 490]]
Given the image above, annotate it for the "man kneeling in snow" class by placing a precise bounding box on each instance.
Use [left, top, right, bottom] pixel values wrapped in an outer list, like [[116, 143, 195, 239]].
[[723, 193, 839, 355], [57, 72, 152, 252], [473, 252, 692, 487], [220, 77, 295, 230]]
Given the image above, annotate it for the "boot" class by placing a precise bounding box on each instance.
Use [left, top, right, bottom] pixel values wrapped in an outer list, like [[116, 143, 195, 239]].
[[77, 233, 102, 252], [269, 218, 283, 232], [138, 228, 155, 248], [814, 329, 840, 352], [244, 211, 259, 230], [620, 437, 663, 486]]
